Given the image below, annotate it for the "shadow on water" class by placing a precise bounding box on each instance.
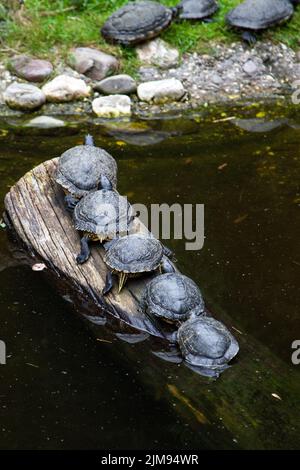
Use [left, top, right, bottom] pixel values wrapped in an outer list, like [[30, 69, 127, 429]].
[[0, 101, 300, 449]]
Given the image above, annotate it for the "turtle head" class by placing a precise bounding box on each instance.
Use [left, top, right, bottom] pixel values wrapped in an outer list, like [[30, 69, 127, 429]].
[[85, 134, 94, 146], [97, 174, 113, 191], [171, 4, 183, 18]]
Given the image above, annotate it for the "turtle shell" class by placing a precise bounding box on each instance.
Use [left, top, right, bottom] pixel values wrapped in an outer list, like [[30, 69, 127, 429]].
[[226, 0, 294, 31], [142, 273, 205, 321], [56, 145, 117, 197], [73, 190, 133, 238], [178, 317, 239, 368], [179, 0, 219, 19], [104, 234, 163, 273], [101, 1, 175, 45]]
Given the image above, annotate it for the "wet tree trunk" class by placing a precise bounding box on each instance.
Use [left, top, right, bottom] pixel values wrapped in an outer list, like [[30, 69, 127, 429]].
[[4, 159, 300, 450]]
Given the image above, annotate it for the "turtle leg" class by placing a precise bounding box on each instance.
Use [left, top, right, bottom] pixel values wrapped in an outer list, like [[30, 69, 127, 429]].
[[242, 30, 257, 46], [203, 17, 215, 24], [97, 174, 113, 191], [103, 237, 119, 252], [64, 195, 78, 213], [161, 256, 176, 273], [102, 271, 114, 295], [76, 235, 91, 264], [161, 244, 177, 262]]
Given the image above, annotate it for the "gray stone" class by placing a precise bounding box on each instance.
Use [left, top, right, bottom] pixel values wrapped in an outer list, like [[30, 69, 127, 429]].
[[243, 60, 259, 76], [68, 47, 119, 80], [42, 75, 91, 102], [136, 39, 179, 69], [94, 74, 137, 95], [25, 116, 65, 128], [137, 78, 185, 104], [9, 55, 53, 82], [92, 95, 132, 118], [3, 83, 46, 110]]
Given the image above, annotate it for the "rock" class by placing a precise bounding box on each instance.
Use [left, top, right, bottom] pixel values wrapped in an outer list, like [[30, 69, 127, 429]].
[[25, 116, 65, 128], [136, 39, 179, 69], [94, 74, 137, 95], [42, 75, 90, 102], [243, 60, 259, 76], [68, 47, 119, 80], [137, 78, 185, 104], [92, 95, 131, 118], [3, 83, 46, 110], [9, 55, 53, 82]]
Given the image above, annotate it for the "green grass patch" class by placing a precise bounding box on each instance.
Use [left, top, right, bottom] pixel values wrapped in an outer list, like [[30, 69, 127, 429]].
[[1, 0, 300, 72]]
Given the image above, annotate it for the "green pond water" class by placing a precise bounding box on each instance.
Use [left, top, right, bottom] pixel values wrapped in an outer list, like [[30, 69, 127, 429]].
[[0, 101, 300, 450]]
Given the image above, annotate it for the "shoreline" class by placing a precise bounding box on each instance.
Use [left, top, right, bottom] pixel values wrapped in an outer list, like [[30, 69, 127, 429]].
[[0, 40, 299, 119]]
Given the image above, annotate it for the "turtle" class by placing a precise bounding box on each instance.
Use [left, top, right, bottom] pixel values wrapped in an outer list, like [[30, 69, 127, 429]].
[[140, 273, 205, 324], [179, 0, 219, 21], [177, 316, 239, 373], [226, 0, 298, 45], [101, 1, 180, 46], [102, 234, 175, 294], [73, 189, 135, 264], [55, 134, 117, 212]]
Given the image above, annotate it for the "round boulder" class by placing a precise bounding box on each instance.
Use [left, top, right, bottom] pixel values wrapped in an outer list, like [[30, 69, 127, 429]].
[[94, 74, 137, 95], [92, 95, 132, 118], [9, 55, 53, 82], [3, 83, 46, 111], [68, 47, 119, 80], [42, 75, 91, 102], [137, 78, 185, 104]]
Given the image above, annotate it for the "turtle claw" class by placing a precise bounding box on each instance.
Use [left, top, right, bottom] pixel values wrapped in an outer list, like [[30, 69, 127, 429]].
[[64, 195, 78, 213], [76, 236, 90, 264], [102, 271, 114, 295]]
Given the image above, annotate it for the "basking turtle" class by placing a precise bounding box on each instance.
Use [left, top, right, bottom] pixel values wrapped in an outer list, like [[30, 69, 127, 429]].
[[140, 273, 205, 324], [179, 0, 219, 21], [101, 1, 179, 46], [177, 316, 239, 373], [56, 134, 117, 212], [226, 0, 297, 45], [73, 190, 134, 264], [102, 234, 175, 294]]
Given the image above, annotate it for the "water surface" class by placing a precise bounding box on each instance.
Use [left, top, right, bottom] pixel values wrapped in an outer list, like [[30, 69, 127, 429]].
[[0, 101, 300, 449]]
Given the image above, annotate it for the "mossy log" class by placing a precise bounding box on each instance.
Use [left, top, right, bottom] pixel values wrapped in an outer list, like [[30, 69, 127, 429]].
[[4, 159, 300, 450]]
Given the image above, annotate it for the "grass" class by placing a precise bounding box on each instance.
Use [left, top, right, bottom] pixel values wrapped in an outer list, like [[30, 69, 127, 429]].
[[1, 0, 300, 73]]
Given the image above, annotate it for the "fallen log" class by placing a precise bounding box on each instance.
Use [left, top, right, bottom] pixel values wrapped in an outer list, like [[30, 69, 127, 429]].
[[4, 159, 300, 449], [4, 158, 176, 340]]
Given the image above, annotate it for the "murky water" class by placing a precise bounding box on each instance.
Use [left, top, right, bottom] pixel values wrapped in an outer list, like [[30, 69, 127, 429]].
[[0, 101, 300, 450]]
